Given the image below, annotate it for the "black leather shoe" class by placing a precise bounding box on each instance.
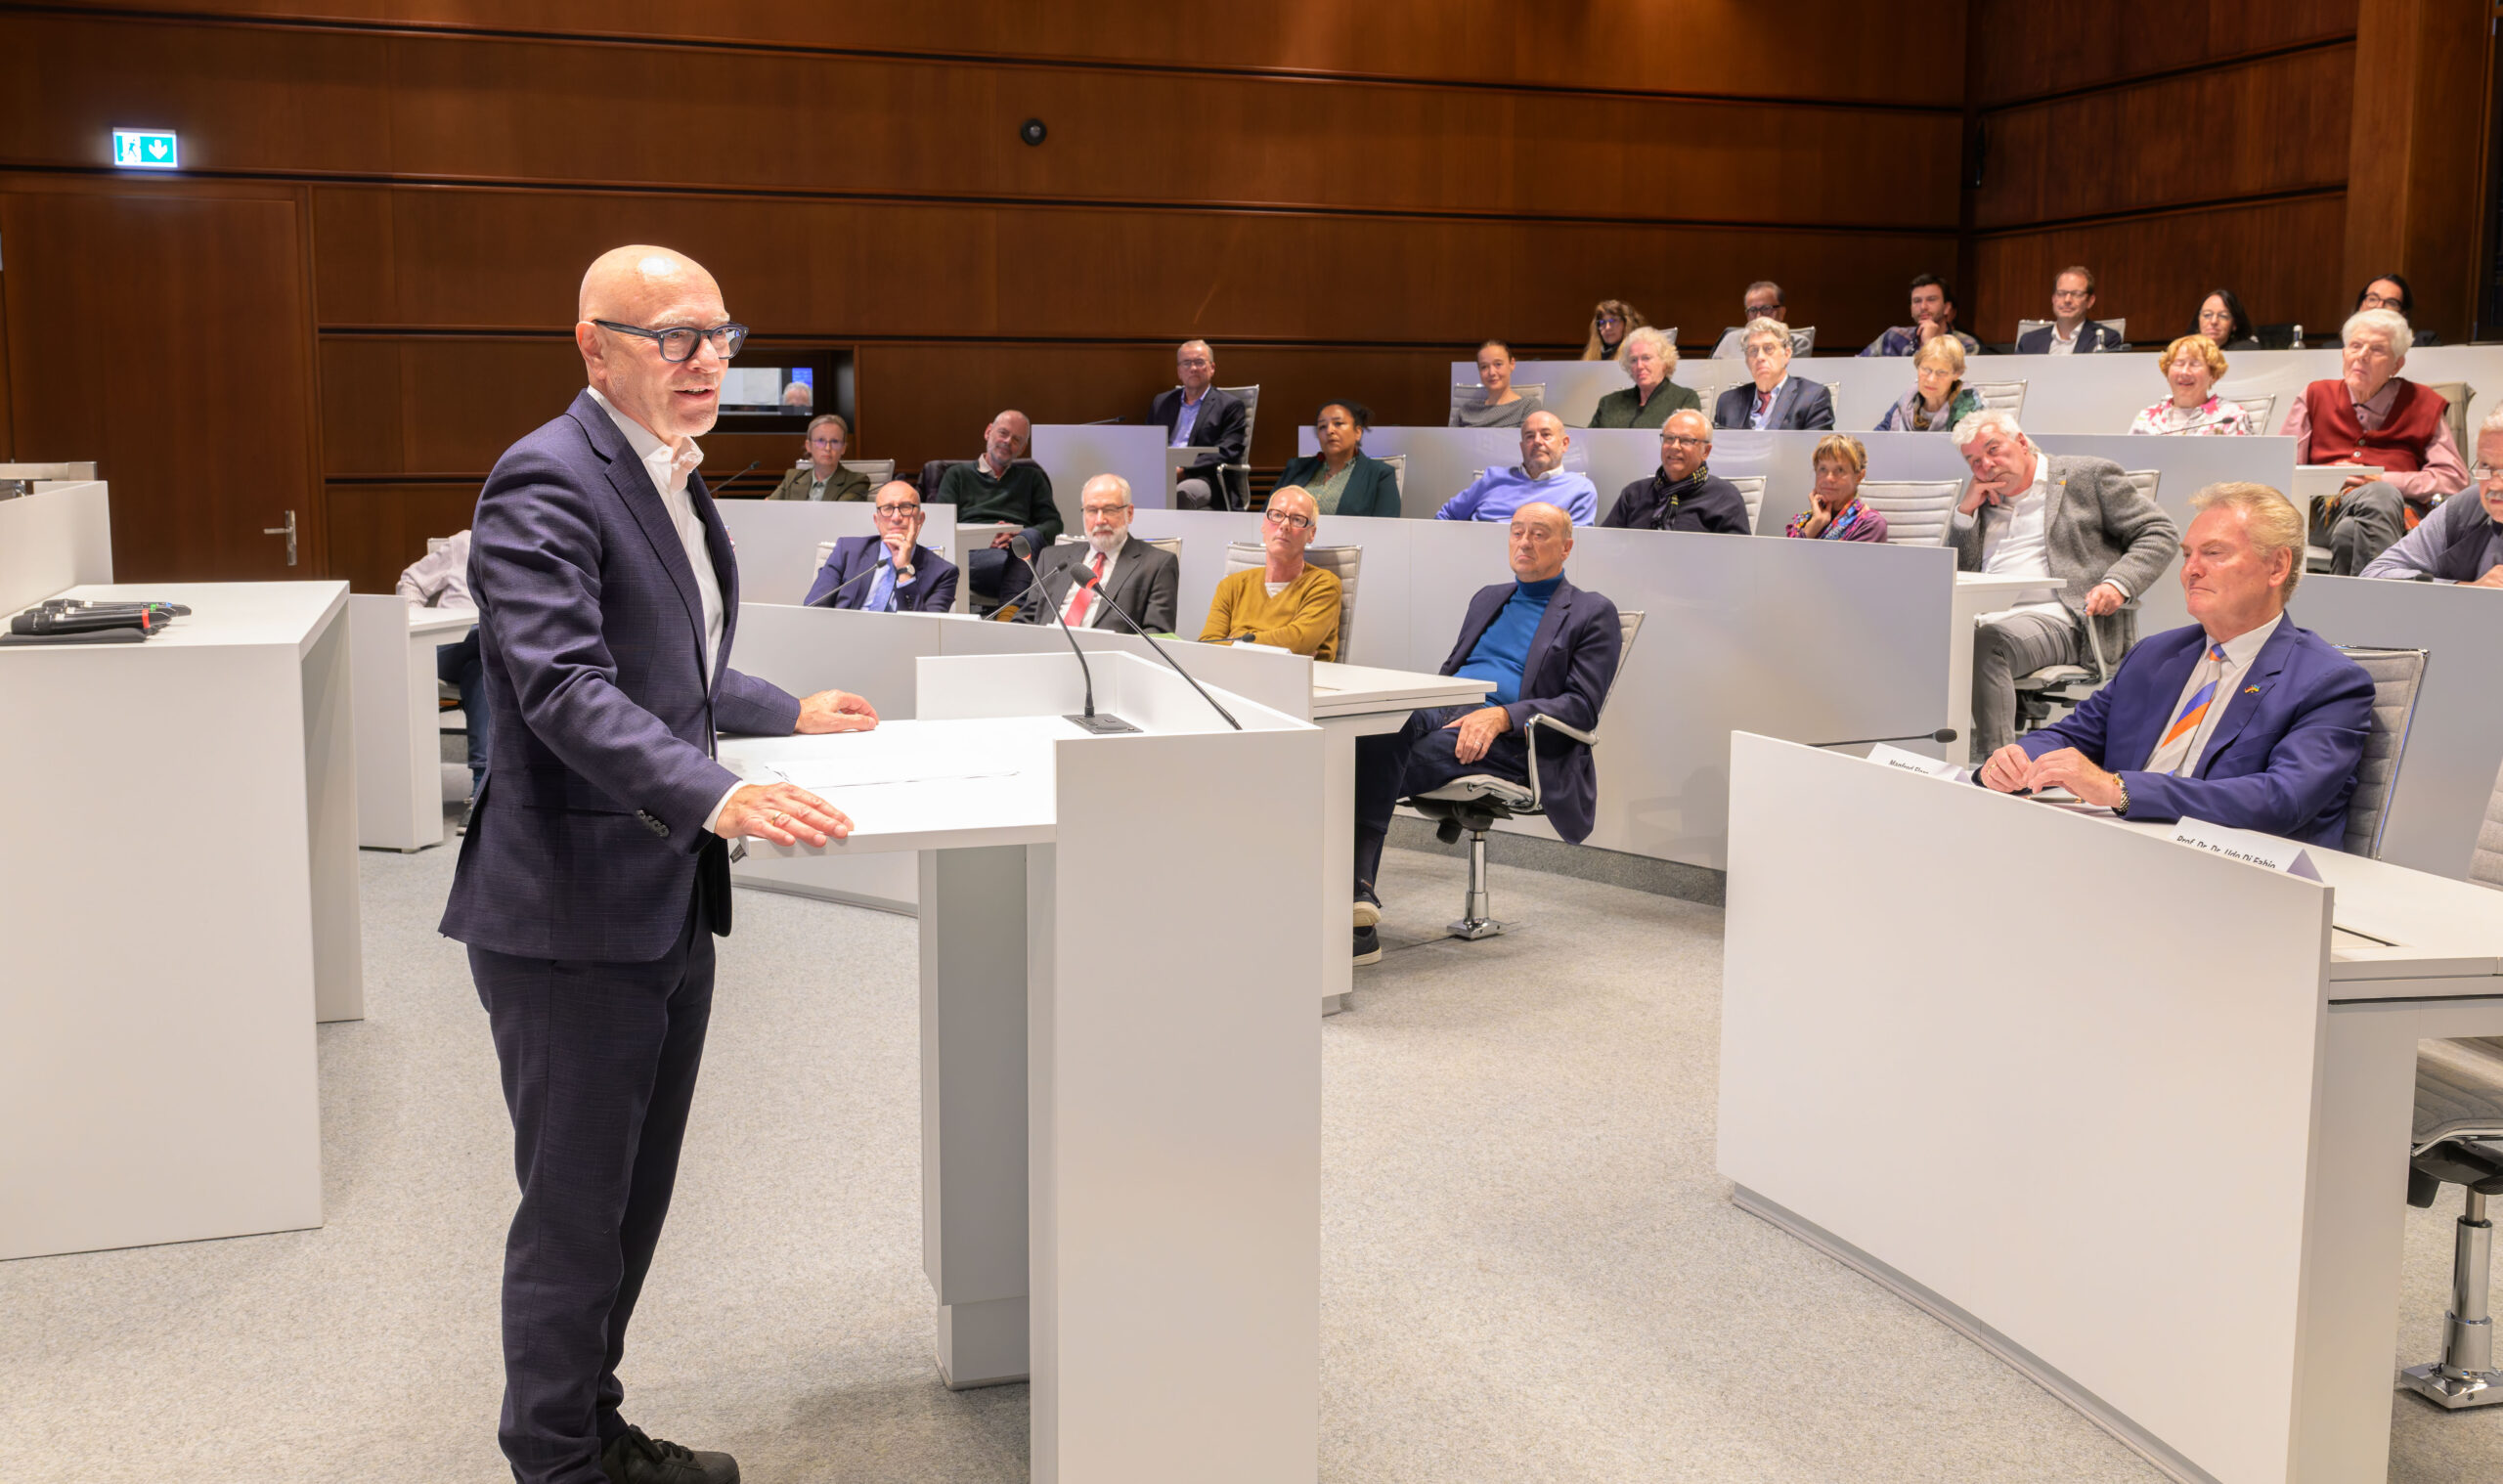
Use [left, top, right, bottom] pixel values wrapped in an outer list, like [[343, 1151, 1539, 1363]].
[[600, 1425, 739, 1484]]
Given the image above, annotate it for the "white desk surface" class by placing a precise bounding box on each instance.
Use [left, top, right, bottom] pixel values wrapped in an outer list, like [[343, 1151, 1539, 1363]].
[[409, 604, 477, 636], [1954, 572, 2049, 597], [19, 581, 348, 657], [721, 716, 1078, 855], [1309, 661, 1494, 719]]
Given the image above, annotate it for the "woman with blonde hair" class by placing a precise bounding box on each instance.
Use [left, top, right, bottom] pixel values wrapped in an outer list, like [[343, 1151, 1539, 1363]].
[[1586, 327, 1699, 428], [1784, 434, 1889, 542], [1581, 299, 1647, 361], [1874, 335, 1983, 432], [2129, 335, 2255, 435]]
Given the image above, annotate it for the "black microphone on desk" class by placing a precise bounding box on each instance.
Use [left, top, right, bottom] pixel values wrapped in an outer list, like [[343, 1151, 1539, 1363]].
[[12, 607, 154, 636], [708, 460, 763, 498], [1810, 727, 1957, 749], [1075, 562, 1243, 731], [1010, 535, 1139, 735]]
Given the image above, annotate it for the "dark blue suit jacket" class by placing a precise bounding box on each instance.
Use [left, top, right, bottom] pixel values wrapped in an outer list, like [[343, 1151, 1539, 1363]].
[[442, 390, 804, 962], [1710, 376, 1835, 431], [2014, 618, 2374, 850], [802, 535, 960, 611], [2015, 321, 2126, 354], [1441, 575, 1623, 844]]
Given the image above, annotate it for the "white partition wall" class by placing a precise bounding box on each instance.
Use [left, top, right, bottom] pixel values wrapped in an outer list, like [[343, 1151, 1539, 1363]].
[[0, 480, 112, 610], [717, 500, 959, 607], [1031, 424, 1179, 526]]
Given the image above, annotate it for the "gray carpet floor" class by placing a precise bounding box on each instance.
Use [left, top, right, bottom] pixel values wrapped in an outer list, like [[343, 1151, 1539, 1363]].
[[7, 832, 2500, 1481]]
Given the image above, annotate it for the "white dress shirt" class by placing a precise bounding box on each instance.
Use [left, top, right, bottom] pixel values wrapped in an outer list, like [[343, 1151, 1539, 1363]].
[[1977, 460, 2064, 619], [1056, 532, 1129, 627], [2144, 613, 2281, 776], [585, 386, 744, 834], [2046, 322, 2081, 356]]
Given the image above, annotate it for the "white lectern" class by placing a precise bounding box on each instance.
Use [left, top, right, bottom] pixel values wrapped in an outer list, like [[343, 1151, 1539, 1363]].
[[722, 649, 1323, 1484]]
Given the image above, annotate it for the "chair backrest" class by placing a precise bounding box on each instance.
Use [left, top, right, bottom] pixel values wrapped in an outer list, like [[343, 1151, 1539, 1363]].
[[1592, 611, 1646, 734], [1855, 479, 1964, 546], [1967, 380, 2028, 417], [2336, 646, 2429, 858], [1059, 533, 1182, 557], [841, 458, 897, 488], [2218, 390, 2278, 434], [1223, 541, 1363, 661], [1709, 326, 1816, 360], [2422, 381, 2475, 468], [1724, 474, 1767, 534], [2120, 468, 2160, 506], [2473, 759, 2503, 890], [1221, 384, 1259, 451], [1377, 453, 1407, 502], [2015, 319, 2049, 337], [1450, 383, 1549, 415], [917, 458, 971, 501]]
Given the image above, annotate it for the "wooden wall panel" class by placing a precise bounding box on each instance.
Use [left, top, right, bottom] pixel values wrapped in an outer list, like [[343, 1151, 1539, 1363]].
[[29, 0, 1971, 109], [1971, 196, 2352, 350], [326, 482, 486, 595], [1971, 46, 2353, 231], [1972, 0, 2357, 106], [0, 14, 1961, 229]]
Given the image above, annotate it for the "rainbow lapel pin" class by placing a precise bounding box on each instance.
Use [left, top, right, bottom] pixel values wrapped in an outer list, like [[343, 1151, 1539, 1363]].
[[2242, 685, 2261, 694]]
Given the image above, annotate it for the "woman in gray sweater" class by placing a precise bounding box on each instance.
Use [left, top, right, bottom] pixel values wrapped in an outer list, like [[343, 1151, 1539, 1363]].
[[1451, 338, 1542, 428]]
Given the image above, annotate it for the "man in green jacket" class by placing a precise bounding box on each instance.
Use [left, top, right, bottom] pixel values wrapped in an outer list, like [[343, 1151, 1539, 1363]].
[[929, 409, 1061, 606]]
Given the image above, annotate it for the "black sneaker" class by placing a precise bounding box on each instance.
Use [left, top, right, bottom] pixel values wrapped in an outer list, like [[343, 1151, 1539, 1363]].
[[599, 1425, 739, 1484], [1353, 926, 1382, 966]]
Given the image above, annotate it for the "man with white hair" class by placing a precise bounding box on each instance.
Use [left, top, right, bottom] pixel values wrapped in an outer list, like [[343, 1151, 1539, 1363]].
[[1980, 483, 2374, 850], [1018, 473, 1182, 633], [2282, 306, 2469, 574], [1951, 408, 2179, 756], [2361, 403, 2503, 586]]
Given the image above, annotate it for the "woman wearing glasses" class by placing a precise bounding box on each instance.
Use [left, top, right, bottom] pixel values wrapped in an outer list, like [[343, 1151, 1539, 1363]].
[[1581, 298, 1647, 362], [1874, 336, 1984, 432], [1272, 401, 1403, 517], [1199, 487, 1343, 661], [1782, 434, 1889, 543], [2191, 287, 2262, 351]]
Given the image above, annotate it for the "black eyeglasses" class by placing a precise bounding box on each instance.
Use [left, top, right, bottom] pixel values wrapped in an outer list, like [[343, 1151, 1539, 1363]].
[[592, 319, 749, 363]]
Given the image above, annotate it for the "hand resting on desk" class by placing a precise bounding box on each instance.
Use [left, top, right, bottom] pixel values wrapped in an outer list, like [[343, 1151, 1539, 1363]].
[[796, 688, 880, 734], [1979, 742, 2125, 807]]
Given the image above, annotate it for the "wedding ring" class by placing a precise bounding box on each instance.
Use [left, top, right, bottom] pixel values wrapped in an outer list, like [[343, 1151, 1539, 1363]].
[[769, 810, 790, 827]]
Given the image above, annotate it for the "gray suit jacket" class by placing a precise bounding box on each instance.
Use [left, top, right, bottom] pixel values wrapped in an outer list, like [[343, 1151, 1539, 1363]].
[[1950, 455, 2179, 659], [1019, 536, 1182, 634]]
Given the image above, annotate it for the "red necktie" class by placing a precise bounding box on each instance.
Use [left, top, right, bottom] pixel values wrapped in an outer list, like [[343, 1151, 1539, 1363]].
[[1754, 388, 1774, 421], [1067, 551, 1107, 627]]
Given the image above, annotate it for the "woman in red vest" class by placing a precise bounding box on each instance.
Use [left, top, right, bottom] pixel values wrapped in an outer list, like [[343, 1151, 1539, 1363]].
[[2280, 307, 2468, 573]]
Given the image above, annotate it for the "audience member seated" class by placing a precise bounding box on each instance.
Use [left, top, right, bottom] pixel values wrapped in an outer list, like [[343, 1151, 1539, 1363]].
[[1452, 339, 1542, 428], [1151, 338, 1249, 509], [768, 414, 871, 502], [778, 379, 813, 415], [1198, 488, 1342, 661], [930, 409, 1059, 606], [2129, 335, 2255, 436], [398, 529, 488, 807], [1951, 409, 2180, 757], [1783, 434, 1889, 542], [1271, 400, 1401, 517], [2284, 308, 2468, 574], [1018, 473, 1180, 633], [1581, 300, 1646, 362], [1587, 327, 1700, 428], [2194, 287, 2262, 351], [2015, 266, 2124, 355], [2359, 273, 2440, 346], [1349, 502, 1622, 962], [1713, 318, 1834, 430], [1979, 483, 2373, 851], [1709, 282, 1792, 358], [802, 481, 959, 612], [2362, 406, 2503, 587], [1600, 411, 1749, 533], [1874, 336, 1982, 432], [1436, 411, 1599, 524], [1861, 273, 1981, 357]]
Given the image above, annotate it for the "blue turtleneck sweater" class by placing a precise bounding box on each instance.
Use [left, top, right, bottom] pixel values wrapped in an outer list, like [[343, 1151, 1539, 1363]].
[[1454, 574, 1561, 706]]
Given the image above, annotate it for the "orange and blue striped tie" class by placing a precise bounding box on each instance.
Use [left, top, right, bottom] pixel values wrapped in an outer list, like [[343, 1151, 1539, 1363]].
[[2146, 641, 2229, 775]]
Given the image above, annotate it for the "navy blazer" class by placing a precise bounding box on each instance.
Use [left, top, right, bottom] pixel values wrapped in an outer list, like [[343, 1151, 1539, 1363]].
[[1150, 384, 1250, 505], [2015, 321, 2126, 354], [1440, 576, 1624, 844], [442, 390, 805, 962], [1710, 377, 1836, 431], [803, 535, 960, 611], [2014, 618, 2374, 850]]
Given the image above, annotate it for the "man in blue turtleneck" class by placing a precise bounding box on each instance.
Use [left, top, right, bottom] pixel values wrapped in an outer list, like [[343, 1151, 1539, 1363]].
[[1350, 501, 1624, 963]]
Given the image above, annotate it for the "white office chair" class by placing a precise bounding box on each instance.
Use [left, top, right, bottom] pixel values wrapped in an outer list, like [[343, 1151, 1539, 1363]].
[[2400, 1038, 2503, 1409], [1406, 610, 1645, 940], [840, 458, 896, 487], [2011, 470, 2162, 731], [2425, 381, 2477, 474], [1377, 454, 1408, 506], [2337, 646, 2430, 860], [1726, 475, 1767, 534], [1220, 383, 1259, 510], [2215, 390, 2278, 434], [1222, 541, 1362, 662], [1854, 480, 1963, 546], [2476, 760, 2503, 890], [1450, 383, 1549, 420], [1967, 380, 2028, 418]]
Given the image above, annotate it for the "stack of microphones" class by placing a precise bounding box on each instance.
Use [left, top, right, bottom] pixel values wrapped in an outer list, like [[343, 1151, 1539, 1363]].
[[3, 596, 192, 645]]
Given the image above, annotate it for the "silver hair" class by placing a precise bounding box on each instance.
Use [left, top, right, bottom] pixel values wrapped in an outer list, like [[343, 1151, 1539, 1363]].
[[2341, 308, 2413, 359], [1740, 316, 1790, 350], [1619, 324, 1677, 369], [2481, 403, 2503, 441], [1950, 407, 2026, 452]]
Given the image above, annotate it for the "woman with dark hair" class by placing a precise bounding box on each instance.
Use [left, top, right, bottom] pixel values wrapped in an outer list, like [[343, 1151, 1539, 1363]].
[[2192, 288, 2261, 351], [1580, 300, 1647, 362], [1451, 339, 1541, 428], [2358, 273, 2439, 344], [1270, 399, 1403, 517]]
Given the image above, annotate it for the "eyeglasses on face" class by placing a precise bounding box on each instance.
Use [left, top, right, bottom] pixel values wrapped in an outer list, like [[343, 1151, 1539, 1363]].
[[874, 502, 922, 519], [592, 319, 749, 363], [1082, 503, 1132, 518], [1264, 509, 1314, 532], [1660, 434, 1708, 450], [2472, 464, 2503, 483]]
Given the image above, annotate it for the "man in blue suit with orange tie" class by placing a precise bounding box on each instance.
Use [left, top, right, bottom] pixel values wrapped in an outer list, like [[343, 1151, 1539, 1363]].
[[801, 480, 960, 611], [444, 245, 881, 1484], [1978, 482, 2375, 850]]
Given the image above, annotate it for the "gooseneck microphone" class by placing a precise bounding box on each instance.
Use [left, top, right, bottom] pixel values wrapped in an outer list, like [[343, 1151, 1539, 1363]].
[[1079, 567, 1243, 732], [1811, 727, 1957, 749], [1011, 536, 1139, 735], [708, 460, 763, 498], [812, 546, 893, 609]]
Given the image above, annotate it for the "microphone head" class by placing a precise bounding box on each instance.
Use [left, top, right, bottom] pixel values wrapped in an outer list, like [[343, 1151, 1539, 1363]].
[[1010, 535, 1033, 562], [1932, 727, 1958, 743]]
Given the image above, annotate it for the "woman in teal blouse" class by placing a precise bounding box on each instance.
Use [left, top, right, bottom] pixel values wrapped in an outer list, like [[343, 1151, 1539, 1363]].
[[1270, 400, 1403, 518]]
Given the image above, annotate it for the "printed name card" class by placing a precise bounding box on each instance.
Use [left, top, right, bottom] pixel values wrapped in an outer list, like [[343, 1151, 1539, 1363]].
[[2170, 817, 2321, 881], [1865, 743, 1970, 784]]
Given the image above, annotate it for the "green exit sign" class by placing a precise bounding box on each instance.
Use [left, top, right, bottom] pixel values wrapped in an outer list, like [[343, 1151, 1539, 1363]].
[[110, 129, 179, 170]]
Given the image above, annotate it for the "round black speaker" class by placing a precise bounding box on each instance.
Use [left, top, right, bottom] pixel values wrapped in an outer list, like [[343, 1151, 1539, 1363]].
[[1019, 117, 1048, 147]]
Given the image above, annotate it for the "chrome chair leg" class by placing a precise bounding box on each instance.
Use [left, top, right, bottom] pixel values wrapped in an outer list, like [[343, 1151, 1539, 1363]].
[[2403, 1188, 2503, 1408], [1448, 827, 1506, 940]]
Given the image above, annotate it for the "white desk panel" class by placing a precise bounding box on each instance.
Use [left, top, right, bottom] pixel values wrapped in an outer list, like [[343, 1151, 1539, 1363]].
[[0, 480, 112, 611]]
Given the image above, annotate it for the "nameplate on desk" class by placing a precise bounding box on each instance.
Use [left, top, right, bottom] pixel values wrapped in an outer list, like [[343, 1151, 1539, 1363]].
[[1865, 744, 1970, 784], [2170, 817, 2321, 881]]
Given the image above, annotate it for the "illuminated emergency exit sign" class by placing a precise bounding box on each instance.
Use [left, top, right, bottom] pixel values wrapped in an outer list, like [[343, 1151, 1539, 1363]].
[[111, 129, 179, 169]]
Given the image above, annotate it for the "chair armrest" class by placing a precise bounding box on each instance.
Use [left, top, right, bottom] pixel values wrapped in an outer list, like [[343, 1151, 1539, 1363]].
[[1525, 712, 1597, 747], [1518, 711, 1603, 808]]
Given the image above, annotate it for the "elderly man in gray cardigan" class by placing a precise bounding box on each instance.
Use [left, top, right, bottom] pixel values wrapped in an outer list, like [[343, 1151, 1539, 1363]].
[[1950, 409, 2181, 754]]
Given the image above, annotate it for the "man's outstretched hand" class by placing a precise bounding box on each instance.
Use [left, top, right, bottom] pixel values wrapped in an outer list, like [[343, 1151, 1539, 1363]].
[[797, 689, 879, 734]]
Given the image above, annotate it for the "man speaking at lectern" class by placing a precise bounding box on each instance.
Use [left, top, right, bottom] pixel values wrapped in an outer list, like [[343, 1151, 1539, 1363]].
[[1978, 483, 2373, 851], [443, 245, 878, 1484]]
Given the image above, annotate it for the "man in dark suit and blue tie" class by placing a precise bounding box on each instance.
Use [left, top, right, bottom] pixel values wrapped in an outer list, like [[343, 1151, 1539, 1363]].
[[443, 245, 880, 1484], [802, 480, 961, 611], [1710, 317, 1835, 431], [1978, 482, 2375, 850], [1350, 501, 1623, 962]]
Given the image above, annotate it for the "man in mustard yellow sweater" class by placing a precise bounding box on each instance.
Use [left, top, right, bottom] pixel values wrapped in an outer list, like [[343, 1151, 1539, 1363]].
[[1199, 487, 1343, 661]]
